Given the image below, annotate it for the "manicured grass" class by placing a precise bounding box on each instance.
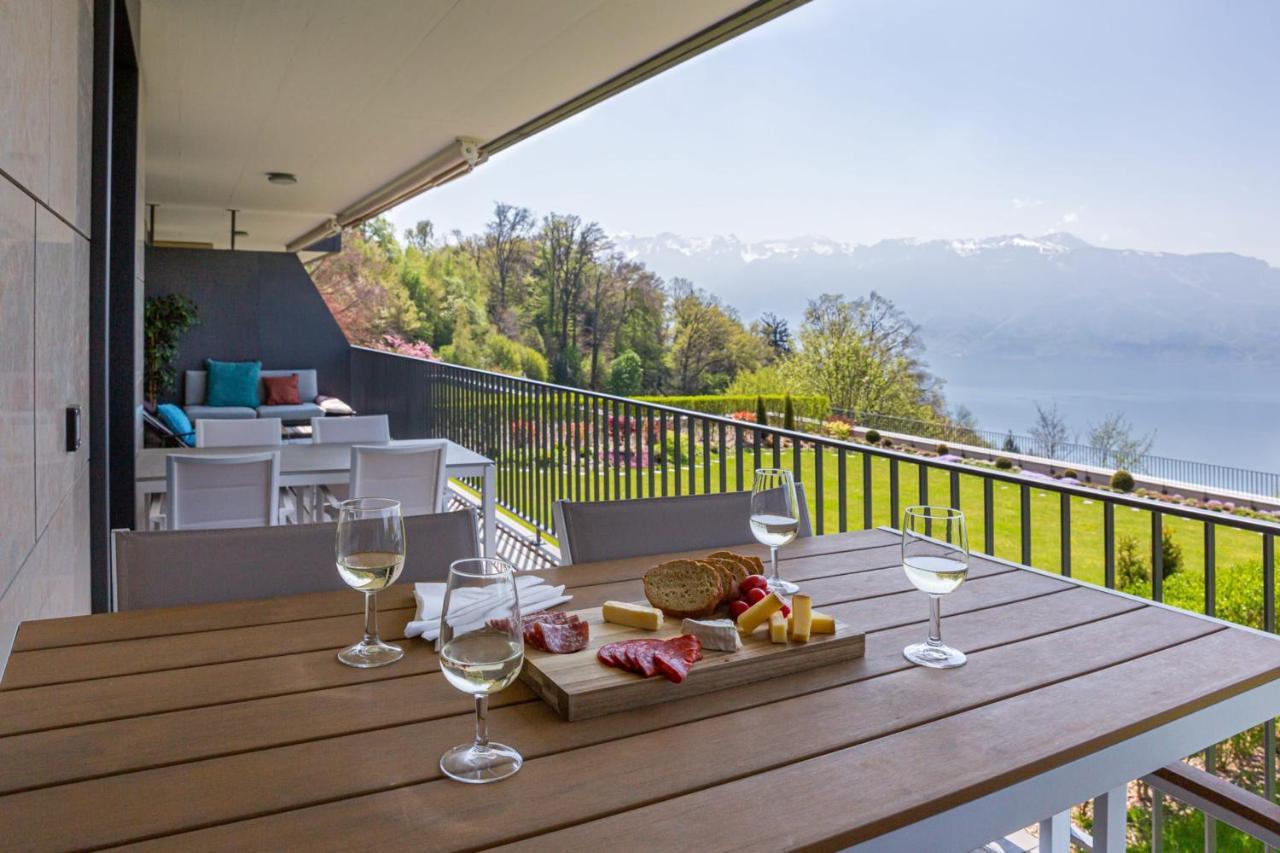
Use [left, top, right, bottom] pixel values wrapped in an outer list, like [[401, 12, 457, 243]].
[[489, 444, 1272, 625]]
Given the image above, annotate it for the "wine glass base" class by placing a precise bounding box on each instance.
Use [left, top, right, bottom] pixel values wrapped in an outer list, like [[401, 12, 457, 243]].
[[337, 639, 404, 668], [766, 577, 800, 595], [440, 742, 523, 784], [903, 641, 966, 668]]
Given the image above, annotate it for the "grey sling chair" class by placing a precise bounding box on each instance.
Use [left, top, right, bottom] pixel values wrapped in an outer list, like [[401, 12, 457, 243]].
[[552, 484, 812, 566], [111, 509, 480, 610]]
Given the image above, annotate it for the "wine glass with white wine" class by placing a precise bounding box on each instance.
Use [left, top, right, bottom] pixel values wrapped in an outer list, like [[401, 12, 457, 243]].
[[750, 468, 802, 595], [335, 497, 406, 668], [438, 557, 524, 784], [901, 505, 969, 669]]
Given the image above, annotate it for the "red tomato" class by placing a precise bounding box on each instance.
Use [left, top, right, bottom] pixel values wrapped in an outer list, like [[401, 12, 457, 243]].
[[741, 575, 767, 593], [729, 600, 750, 620], [746, 587, 768, 605], [780, 603, 792, 618]]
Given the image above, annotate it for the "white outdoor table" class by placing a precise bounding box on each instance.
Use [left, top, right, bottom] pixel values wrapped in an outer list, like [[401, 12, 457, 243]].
[[135, 440, 497, 556]]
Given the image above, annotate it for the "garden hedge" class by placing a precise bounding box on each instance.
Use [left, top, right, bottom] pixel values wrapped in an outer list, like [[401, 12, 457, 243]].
[[634, 394, 831, 422]]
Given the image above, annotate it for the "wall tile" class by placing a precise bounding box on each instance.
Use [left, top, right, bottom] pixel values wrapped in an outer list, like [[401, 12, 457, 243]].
[[0, 468, 90, 622], [49, 0, 94, 235], [0, 0, 51, 198], [35, 207, 89, 534], [0, 177, 36, 592]]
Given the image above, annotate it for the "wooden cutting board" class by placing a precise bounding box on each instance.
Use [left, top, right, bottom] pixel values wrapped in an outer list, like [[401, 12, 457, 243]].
[[518, 604, 865, 721]]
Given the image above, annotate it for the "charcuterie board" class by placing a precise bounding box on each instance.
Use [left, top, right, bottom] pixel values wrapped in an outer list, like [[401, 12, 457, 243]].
[[518, 603, 865, 721]]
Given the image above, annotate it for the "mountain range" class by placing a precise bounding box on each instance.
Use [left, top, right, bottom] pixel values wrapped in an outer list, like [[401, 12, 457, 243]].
[[613, 232, 1280, 365]]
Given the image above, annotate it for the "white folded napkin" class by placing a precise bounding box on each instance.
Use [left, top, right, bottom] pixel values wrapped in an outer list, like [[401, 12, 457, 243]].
[[405, 575, 572, 641]]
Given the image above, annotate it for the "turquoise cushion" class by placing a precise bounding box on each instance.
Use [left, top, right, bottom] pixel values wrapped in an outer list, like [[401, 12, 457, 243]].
[[205, 359, 261, 408], [156, 403, 195, 446]]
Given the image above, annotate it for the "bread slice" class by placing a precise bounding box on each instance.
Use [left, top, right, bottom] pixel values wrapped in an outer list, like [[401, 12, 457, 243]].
[[643, 560, 723, 618], [706, 557, 744, 603], [709, 550, 765, 576]]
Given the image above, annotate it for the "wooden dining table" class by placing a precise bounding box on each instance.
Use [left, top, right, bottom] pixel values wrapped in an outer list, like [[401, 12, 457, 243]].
[[135, 439, 497, 556], [3, 528, 1280, 851]]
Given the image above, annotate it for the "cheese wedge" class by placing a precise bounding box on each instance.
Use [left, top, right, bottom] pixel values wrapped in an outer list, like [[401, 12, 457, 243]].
[[737, 590, 786, 634], [769, 611, 788, 644], [602, 600, 664, 631], [681, 618, 742, 652], [789, 610, 837, 635], [789, 594, 812, 642]]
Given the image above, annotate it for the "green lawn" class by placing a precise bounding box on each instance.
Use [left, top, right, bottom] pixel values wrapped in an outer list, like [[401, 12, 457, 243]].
[[485, 444, 1273, 627]]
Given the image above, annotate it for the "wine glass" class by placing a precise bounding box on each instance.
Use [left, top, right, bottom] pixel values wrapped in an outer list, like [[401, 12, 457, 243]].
[[901, 505, 969, 669], [438, 557, 524, 784], [335, 497, 406, 668], [750, 468, 801, 595]]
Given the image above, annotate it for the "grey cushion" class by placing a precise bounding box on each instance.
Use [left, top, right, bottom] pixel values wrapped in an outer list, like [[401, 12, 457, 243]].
[[184, 405, 258, 420], [185, 368, 320, 405], [113, 510, 480, 610], [257, 402, 324, 422], [554, 485, 812, 565], [260, 369, 318, 402]]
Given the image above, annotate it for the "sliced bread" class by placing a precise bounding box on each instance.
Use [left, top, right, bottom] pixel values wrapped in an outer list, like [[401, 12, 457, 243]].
[[705, 557, 744, 603], [708, 550, 765, 576], [643, 560, 723, 618]]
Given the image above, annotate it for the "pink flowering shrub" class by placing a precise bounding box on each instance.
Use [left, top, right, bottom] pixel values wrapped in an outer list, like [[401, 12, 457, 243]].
[[380, 333, 437, 360]]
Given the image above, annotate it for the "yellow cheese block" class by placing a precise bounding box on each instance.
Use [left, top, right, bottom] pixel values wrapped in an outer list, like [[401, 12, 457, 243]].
[[811, 611, 836, 635], [737, 591, 786, 634], [769, 611, 788, 644], [602, 600, 664, 631], [788, 610, 837, 635], [790, 594, 812, 642]]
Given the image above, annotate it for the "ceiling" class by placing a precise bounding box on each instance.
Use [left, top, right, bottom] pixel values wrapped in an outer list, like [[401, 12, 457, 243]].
[[141, 0, 793, 252]]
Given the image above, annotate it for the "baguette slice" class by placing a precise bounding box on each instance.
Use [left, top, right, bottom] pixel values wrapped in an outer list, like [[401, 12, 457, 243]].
[[643, 560, 723, 619]]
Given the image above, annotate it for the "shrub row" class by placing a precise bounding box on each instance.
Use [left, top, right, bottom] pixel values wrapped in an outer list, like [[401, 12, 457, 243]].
[[634, 394, 831, 422]]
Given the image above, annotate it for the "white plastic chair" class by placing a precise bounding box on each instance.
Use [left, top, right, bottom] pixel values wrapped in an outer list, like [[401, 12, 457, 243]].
[[349, 441, 449, 517], [311, 414, 390, 444], [165, 452, 281, 530], [195, 417, 283, 447]]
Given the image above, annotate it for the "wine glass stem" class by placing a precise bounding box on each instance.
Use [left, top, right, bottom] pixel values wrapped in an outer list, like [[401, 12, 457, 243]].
[[928, 595, 943, 647], [769, 546, 780, 581], [474, 694, 490, 750], [363, 590, 379, 645]]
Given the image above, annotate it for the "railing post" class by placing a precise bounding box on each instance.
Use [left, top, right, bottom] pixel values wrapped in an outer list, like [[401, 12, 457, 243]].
[[1094, 785, 1127, 851], [983, 477, 994, 556], [813, 441, 824, 536], [1038, 811, 1070, 853], [1060, 492, 1071, 578], [838, 448, 848, 533], [1020, 484, 1032, 566], [889, 458, 900, 528], [1152, 511, 1164, 602], [1104, 501, 1116, 589], [862, 452, 873, 530]]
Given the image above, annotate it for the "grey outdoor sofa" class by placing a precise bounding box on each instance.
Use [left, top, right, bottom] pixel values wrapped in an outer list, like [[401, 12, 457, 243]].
[[183, 368, 335, 423]]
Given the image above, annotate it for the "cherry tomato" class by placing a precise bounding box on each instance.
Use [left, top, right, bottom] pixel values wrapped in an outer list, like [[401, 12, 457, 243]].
[[746, 587, 768, 605], [780, 603, 792, 618], [740, 575, 767, 593], [729, 600, 750, 620]]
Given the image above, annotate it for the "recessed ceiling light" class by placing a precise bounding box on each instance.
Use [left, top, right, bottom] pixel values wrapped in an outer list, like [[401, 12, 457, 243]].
[[267, 172, 297, 185]]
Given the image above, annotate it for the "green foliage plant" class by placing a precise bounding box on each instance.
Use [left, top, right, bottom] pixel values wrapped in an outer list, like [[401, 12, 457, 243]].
[[864, 429, 881, 445], [995, 456, 1014, 470], [755, 395, 768, 427], [783, 394, 796, 432], [607, 350, 644, 396], [634, 394, 829, 421], [144, 294, 199, 406], [1111, 470, 1136, 492]]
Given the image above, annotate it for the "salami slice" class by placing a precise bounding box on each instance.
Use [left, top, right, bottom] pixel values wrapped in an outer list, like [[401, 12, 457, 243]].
[[533, 619, 589, 653], [653, 648, 691, 683], [597, 635, 704, 682]]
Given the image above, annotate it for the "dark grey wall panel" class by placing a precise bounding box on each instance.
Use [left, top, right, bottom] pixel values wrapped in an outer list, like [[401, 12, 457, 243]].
[[145, 247, 351, 402], [349, 347, 433, 439]]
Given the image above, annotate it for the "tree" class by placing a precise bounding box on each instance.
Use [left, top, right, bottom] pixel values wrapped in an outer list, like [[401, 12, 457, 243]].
[[783, 394, 796, 432], [790, 292, 941, 418], [607, 350, 644, 396], [532, 213, 607, 384], [758, 312, 792, 359], [1002, 431, 1021, 453], [1088, 412, 1155, 470], [666, 279, 767, 394], [755, 395, 768, 427], [403, 220, 435, 252], [482, 202, 534, 326], [1029, 401, 1072, 459]]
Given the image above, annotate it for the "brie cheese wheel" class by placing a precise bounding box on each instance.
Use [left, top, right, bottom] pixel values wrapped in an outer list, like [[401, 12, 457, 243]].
[[680, 618, 742, 652]]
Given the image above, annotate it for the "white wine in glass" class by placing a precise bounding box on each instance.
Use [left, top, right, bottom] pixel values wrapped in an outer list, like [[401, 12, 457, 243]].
[[335, 498, 406, 668], [439, 557, 524, 784], [901, 505, 969, 669], [750, 468, 801, 595]]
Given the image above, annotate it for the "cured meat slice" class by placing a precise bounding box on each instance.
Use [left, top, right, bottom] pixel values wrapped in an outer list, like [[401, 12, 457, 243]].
[[533, 619, 589, 653], [488, 611, 574, 632], [598, 635, 704, 683], [653, 648, 691, 683]]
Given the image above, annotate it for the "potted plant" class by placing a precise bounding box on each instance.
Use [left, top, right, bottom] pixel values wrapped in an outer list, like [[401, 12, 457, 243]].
[[144, 294, 199, 407]]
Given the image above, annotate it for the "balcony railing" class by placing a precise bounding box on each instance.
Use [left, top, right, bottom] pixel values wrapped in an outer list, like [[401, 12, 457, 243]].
[[351, 346, 1280, 846]]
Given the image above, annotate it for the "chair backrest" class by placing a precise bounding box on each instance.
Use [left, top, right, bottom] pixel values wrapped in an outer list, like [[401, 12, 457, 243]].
[[165, 452, 280, 530], [311, 414, 390, 444], [196, 417, 283, 447], [349, 441, 449, 516], [184, 369, 319, 405], [553, 484, 812, 565], [112, 510, 480, 610]]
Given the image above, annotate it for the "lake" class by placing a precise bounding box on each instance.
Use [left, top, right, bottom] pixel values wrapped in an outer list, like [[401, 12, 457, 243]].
[[931, 354, 1280, 475]]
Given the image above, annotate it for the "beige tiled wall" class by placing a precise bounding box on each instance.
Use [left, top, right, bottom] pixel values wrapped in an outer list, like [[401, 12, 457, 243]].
[[0, 0, 95, 624]]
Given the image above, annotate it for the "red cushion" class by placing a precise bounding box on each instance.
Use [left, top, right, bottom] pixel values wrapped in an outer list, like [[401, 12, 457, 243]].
[[262, 373, 302, 405]]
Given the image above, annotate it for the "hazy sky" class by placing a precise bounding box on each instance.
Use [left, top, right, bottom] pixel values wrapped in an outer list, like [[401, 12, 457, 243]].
[[387, 0, 1280, 264]]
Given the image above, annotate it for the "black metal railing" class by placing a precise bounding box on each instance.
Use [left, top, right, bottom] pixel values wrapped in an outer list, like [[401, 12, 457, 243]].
[[350, 346, 1280, 844]]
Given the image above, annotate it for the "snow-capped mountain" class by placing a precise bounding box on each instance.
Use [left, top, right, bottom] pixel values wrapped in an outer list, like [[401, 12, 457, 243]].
[[613, 232, 1280, 364]]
